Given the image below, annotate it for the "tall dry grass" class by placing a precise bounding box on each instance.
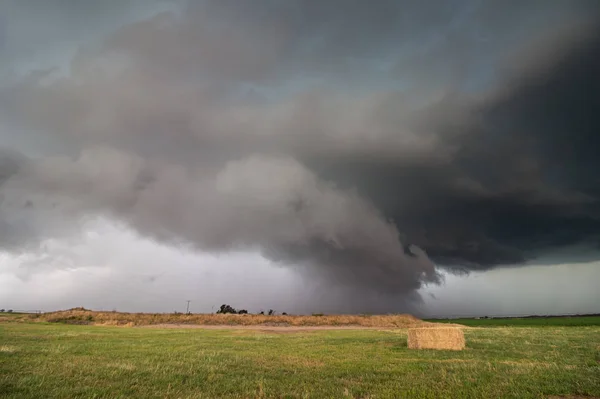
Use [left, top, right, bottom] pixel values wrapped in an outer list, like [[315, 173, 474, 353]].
[[29, 309, 428, 328]]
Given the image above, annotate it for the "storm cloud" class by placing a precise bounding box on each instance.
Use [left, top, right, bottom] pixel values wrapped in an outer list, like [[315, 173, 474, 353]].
[[1, 0, 599, 303]]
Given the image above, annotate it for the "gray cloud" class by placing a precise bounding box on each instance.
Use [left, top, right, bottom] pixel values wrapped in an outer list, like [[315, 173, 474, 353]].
[[2, 148, 439, 294], [0, 0, 599, 306]]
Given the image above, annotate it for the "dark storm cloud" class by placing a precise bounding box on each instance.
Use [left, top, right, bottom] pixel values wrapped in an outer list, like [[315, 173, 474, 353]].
[[0, 0, 599, 299], [314, 20, 600, 271]]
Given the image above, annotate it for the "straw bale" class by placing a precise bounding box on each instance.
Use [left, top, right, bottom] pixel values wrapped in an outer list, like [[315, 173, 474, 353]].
[[407, 327, 465, 350]]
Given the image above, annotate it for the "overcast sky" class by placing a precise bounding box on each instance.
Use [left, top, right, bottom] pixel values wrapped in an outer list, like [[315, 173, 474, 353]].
[[1, 0, 599, 316]]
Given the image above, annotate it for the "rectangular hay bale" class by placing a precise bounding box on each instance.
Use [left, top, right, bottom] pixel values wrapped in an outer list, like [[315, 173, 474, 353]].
[[407, 327, 465, 350]]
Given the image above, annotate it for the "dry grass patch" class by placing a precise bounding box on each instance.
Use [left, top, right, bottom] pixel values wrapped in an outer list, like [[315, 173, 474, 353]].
[[105, 362, 137, 371], [407, 327, 465, 350], [0, 345, 18, 353], [29, 309, 430, 328]]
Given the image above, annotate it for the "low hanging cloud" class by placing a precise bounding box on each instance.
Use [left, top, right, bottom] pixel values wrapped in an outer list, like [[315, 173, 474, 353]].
[[1, 147, 440, 293], [1, 0, 599, 303]]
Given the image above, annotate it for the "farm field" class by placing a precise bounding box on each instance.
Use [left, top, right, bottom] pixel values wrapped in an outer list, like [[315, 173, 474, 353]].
[[427, 315, 600, 327], [1, 319, 599, 398]]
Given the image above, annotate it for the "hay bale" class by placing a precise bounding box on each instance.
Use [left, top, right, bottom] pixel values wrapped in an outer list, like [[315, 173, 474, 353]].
[[407, 327, 465, 350]]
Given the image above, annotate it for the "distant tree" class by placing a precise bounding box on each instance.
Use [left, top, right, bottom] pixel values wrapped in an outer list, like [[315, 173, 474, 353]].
[[238, 309, 248, 314], [259, 311, 264, 315], [7, 309, 13, 313], [282, 312, 288, 315], [216, 304, 238, 314], [0, 309, 4, 313], [268, 309, 274, 316]]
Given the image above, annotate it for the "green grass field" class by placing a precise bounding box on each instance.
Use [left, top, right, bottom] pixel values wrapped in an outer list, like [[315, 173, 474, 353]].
[[1, 322, 599, 398], [426, 316, 600, 327]]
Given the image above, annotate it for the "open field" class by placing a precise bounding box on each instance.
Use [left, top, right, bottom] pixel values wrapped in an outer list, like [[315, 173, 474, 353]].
[[1, 322, 599, 398], [428, 316, 600, 327]]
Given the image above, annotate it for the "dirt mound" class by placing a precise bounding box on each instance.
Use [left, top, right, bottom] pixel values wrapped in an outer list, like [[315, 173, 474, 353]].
[[139, 324, 394, 332]]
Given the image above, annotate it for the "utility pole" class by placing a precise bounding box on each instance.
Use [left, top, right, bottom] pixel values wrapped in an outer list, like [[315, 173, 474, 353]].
[[186, 300, 191, 315]]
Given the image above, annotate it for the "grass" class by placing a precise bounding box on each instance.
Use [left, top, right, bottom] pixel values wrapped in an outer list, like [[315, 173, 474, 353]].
[[1, 322, 599, 398], [427, 316, 600, 327], [0, 309, 429, 328]]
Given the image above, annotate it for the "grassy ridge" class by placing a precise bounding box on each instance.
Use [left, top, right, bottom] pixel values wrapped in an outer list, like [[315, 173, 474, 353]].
[[428, 316, 600, 327], [1, 322, 599, 398], [0, 309, 428, 328]]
